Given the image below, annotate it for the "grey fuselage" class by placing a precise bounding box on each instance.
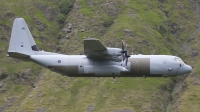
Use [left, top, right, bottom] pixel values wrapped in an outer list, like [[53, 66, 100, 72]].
[[29, 51, 192, 77], [8, 18, 192, 78]]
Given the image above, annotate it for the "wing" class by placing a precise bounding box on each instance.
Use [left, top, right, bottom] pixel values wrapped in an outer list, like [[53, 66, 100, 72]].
[[84, 38, 107, 57]]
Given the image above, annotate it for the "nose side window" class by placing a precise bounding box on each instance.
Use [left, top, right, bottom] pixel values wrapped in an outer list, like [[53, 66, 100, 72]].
[[174, 58, 182, 62]]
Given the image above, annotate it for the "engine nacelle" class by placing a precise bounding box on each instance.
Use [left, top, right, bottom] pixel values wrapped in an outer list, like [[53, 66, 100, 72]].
[[101, 48, 121, 56], [104, 55, 122, 62], [99, 48, 122, 62]]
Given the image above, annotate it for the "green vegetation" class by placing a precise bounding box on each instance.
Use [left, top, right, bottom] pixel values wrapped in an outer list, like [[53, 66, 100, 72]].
[[78, 0, 94, 17], [58, 0, 75, 24], [0, 0, 199, 112], [59, 0, 75, 15]]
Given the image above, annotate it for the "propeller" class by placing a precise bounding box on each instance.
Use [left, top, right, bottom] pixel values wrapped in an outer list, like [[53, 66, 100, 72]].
[[121, 41, 126, 61], [121, 41, 130, 66]]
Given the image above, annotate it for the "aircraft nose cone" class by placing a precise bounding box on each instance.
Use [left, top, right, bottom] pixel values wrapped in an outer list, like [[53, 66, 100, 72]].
[[185, 65, 192, 73]]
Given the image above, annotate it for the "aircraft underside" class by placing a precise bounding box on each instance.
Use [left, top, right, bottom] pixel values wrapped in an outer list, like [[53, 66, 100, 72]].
[[45, 56, 161, 77], [7, 18, 192, 77]]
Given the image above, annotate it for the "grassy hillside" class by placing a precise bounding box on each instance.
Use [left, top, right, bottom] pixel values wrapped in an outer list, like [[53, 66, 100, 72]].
[[0, 0, 199, 112], [0, 0, 63, 111]]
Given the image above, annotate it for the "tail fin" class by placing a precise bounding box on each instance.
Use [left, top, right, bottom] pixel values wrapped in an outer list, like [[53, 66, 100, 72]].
[[8, 18, 39, 58]]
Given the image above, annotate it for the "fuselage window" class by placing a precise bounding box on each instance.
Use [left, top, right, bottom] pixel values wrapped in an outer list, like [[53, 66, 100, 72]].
[[174, 58, 182, 62]]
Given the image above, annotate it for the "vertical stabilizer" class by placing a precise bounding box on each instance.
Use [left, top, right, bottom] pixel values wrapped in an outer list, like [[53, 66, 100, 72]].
[[8, 18, 39, 58]]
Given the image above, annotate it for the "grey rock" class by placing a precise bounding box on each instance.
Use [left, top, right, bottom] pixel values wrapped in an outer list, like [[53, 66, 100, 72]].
[[55, 46, 61, 52], [35, 107, 46, 112], [66, 29, 72, 33], [80, 29, 85, 32], [0, 82, 7, 93], [124, 29, 134, 37], [102, 20, 114, 27], [0, 48, 5, 53], [0, 97, 17, 112], [4, 12, 15, 19], [124, 29, 131, 33], [193, 81, 199, 85], [13, 69, 35, 86], [67, 23, 73, 29], [36, 3, 57, 21], [0, 37, 8, 42], [0, 72, 8, 81], [33, 17, 46, 32], [113, 109, 134, 112], [0, 82, 3, 88], [65, 34, 69, 39], [63, 28, 68, 34], [191, 48, 198, 57], [187, 37, 194, 42], [138, 40, 149, 46], [103, 1, 119, 17], [88, 104, 95, 112], [63, 23, 73, 33], [0, 89, 7, 93], [37, 91, 43, 98]]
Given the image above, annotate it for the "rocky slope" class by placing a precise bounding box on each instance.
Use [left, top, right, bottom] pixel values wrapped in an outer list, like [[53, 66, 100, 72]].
[[0, 0, 199, 112]]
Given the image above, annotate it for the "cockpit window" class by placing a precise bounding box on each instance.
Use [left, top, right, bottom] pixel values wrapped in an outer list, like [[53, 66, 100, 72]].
[[174, 57, 182, 62]]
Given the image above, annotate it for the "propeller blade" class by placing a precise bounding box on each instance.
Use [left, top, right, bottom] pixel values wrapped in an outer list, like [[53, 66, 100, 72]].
[[121, 50, 127, 61], [125, 52, 127, 57], [121, 40, 130, 63], [125, 57, 128, 66], [121, 40, 126, 61], [121, 53, 125, 61], [125, 55, 130, 66], [122, 41, 124, 50]]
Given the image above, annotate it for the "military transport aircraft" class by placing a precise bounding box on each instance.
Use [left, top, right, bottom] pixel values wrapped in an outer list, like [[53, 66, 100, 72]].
[[7, 18, 192, 78]]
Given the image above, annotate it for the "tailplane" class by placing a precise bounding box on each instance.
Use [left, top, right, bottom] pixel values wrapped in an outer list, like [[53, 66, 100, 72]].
[[8, 18, 39, 58]]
